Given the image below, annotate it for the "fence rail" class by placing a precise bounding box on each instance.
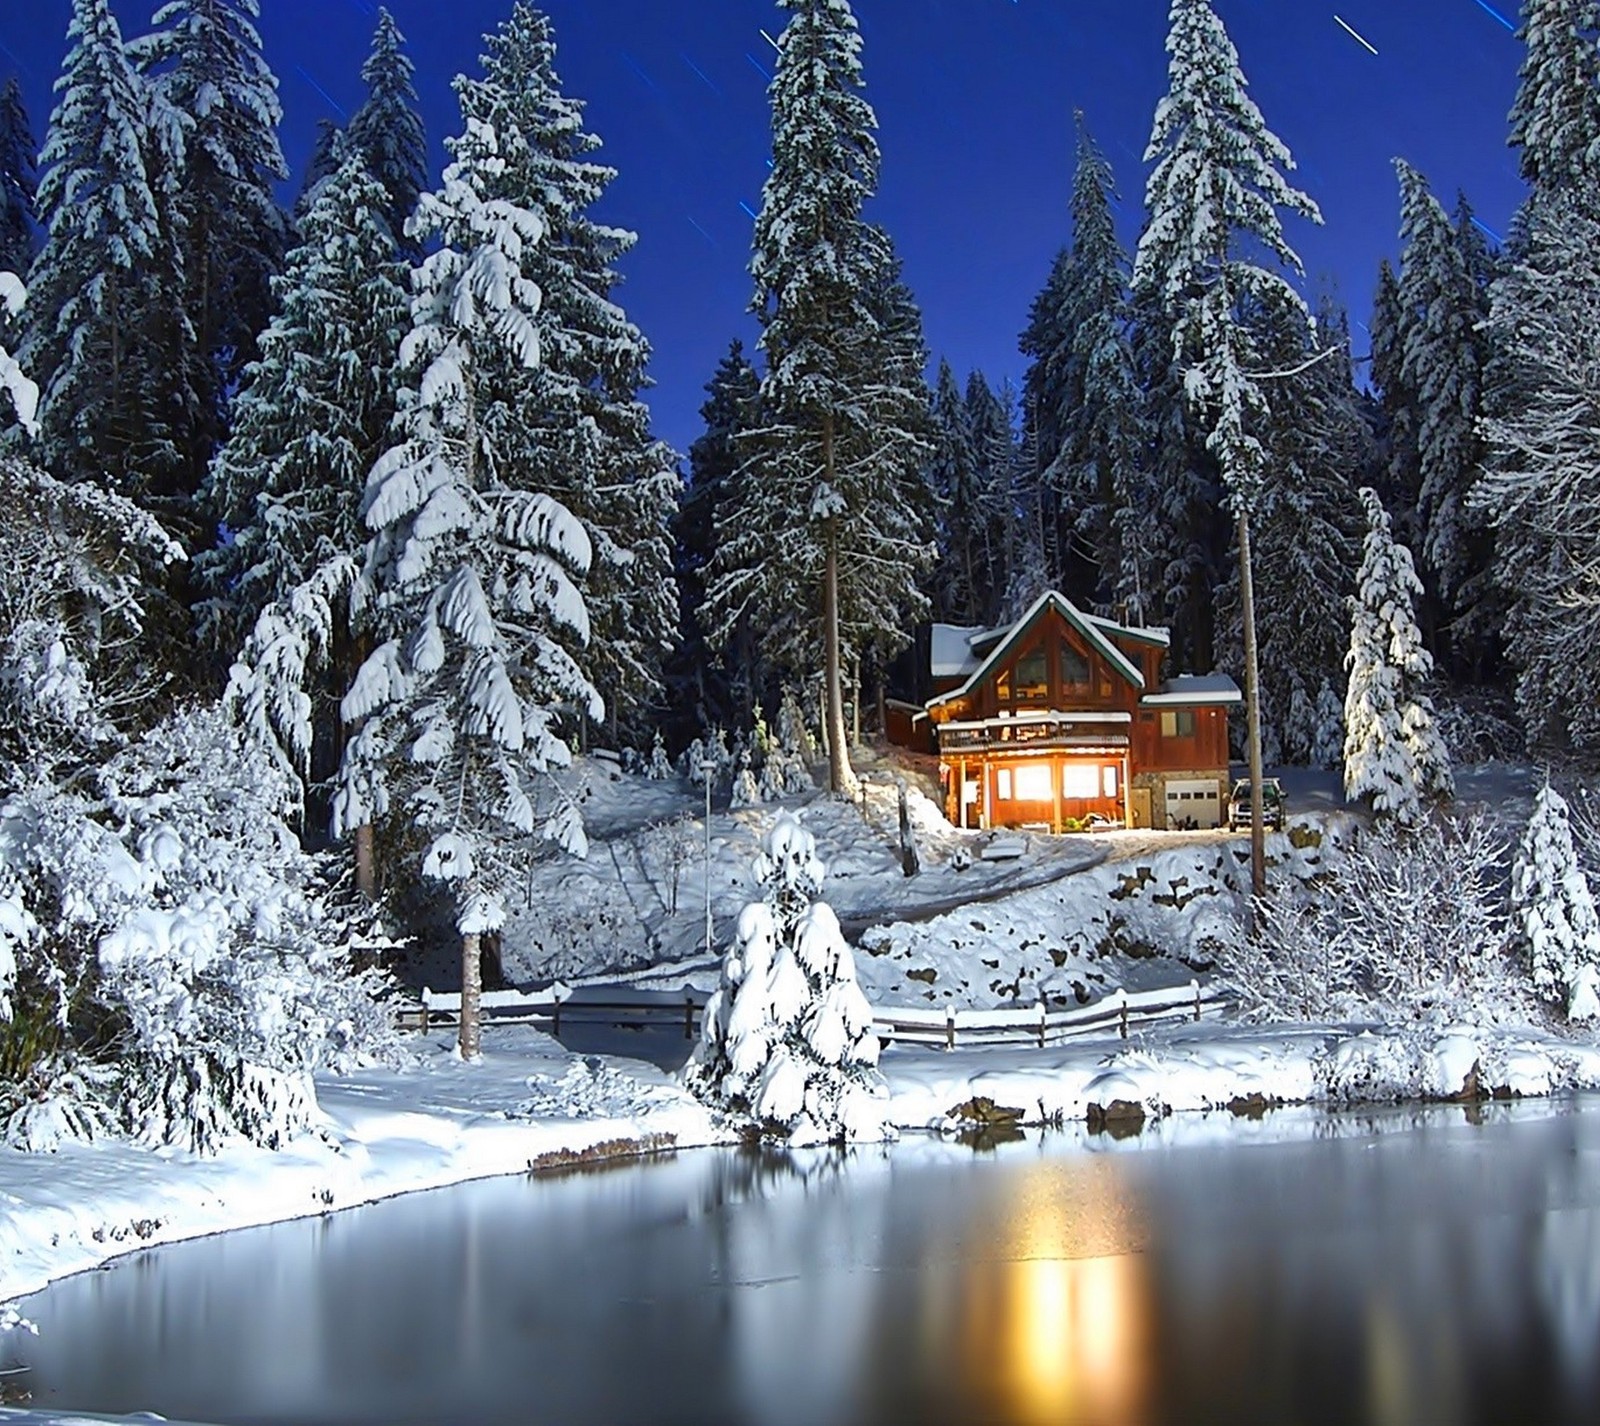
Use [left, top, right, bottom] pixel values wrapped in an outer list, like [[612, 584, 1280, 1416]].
[[401, 978, 1225, 1051], [405, 983, 710, 1040], [869, 980, 1225, 1051]]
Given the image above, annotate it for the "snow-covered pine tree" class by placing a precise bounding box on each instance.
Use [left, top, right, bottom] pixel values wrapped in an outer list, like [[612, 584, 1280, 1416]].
[[1215, 294, 1367, 766], [1134, 0, 1322, 893], [337, 95, 601, 1062], [963, 371, 1019, 622], [0, 272, 34, 436], [1392, 160, 1494, 670], [1127, 285, 1221, 664], [1508, 0, 1600, 192], [1027, 114, 1149, 614], [345, 6, 428, 262], [926, 358, 989, 625], [1018, 244, 1073, 582], [1474, 186, 1600, 749], [133, 0, 289, 494], [201, 157, 410, 812], [685, 813, 889, 1144], [1368, 257, 1424, 543], [0, 78, 38, 282], [292, 117, 344, 221], [1344, 487, 1454, 824], [1512, 779, 1600, 1019], [710, 0, 928, 798], [21, 0, 165, 491], [838, 229, 935, 706], [459, 4, 677, 749], [669, 340, 762, 741]]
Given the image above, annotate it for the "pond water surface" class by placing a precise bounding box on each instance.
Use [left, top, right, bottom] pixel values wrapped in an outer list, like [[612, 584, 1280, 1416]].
[[8, 1099, 1600, 1426]]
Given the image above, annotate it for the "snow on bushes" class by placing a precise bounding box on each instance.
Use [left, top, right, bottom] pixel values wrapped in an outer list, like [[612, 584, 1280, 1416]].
[[1511, 781, 1600, 1022], [686, 813, 891, 1145], [1224, 813, 1528, 1028], [0, 705, 397, 1154]]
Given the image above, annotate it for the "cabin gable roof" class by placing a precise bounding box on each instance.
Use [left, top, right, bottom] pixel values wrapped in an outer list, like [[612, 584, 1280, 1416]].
[[928, 591, 1146, 708]]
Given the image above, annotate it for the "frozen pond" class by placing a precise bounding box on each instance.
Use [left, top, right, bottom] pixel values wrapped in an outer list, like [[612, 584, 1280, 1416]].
[[9, 1098, 1600, 1426]]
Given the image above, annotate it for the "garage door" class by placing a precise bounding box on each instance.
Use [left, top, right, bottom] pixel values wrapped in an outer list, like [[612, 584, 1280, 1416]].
[[1164, 778, 1221, 829]]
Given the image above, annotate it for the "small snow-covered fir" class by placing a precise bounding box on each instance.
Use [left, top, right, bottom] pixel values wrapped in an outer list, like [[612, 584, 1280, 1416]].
[[1343, 487, 1453, 825], [1512, 780, 1600, 1021], [686, 812, 891, 1145]]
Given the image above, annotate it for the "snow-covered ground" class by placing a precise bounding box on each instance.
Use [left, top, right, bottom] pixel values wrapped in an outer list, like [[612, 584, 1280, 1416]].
[[1, 751, 1592, 1329]]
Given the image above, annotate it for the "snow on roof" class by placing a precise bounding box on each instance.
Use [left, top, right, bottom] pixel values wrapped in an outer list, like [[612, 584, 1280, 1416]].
[[930, 623, 985, 679], [1085, 612, 1171, 648], [928, 591, 1145, 707], [1140, 674, 1244, 707]]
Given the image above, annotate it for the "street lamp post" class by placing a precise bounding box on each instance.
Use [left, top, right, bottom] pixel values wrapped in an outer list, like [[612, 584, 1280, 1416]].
[[698, 761, 716, 960]]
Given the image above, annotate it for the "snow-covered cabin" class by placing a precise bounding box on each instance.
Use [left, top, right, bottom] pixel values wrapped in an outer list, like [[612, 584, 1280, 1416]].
[[885, 591, 1241, 831]]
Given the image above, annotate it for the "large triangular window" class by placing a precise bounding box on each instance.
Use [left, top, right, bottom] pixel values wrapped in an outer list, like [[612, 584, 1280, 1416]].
[[1060, 641, 1089, 692], [1014, 647, 1048, 702]]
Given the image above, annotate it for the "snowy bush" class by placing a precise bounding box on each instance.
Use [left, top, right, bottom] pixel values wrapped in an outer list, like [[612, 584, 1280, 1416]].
[[639, 813, 696, 915], [685, 813, 892, 1144], [1511, 782, 1600, 1022], [0, 271, 37, 436], [0, 704, 398, 1154], [683, 727, 733, 788], [1225, 814, 1524, 1027], [729, 744, 761, 810]]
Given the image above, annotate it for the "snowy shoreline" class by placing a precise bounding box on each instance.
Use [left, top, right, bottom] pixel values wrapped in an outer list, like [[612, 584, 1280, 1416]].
[[6, 1017, 1600, 1313]]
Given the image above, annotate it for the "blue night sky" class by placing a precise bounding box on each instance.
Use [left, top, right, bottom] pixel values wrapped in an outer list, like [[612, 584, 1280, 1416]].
[[1, 1, 1527, 461]]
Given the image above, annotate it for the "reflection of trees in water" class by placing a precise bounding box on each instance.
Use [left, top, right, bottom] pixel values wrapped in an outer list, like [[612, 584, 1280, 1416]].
[[698, 1145, 891, 1426], [1535, 1110, 1600, 1391]]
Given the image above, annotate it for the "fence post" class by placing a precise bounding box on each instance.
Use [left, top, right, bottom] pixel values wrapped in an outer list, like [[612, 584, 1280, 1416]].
[[1037, 995, 1047, 1049], [945, 1005, 956, 1051], [1192, 978, 1202, 1023], [1118, 989, 1129, 1040], [550, 980, 571, 1036], [420, 986, 432, 1033], [684, 991, 696, 1040]]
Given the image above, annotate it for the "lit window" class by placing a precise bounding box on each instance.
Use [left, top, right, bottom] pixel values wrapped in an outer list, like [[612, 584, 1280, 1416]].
[[1062, 764, 1099, 799], [1160, 709, 1196, 738], [1060, 642, 1089, 689], [997, 769, 1012, 799], [1014, 648, 1048, 701], [1103, 765, 1118, 797], [997, 669, 1012, 701], [1015, 764, 1053, 800]]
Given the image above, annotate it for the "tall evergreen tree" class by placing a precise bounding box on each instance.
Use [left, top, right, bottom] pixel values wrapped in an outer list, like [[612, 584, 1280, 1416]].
[[23, 0, 166, 492], [708, 0, 930, 795], [338, 99, 600, 1062], [1368, 257, 1423, 537], [293, 117, 344, 221], [1018, 244, 1072, 580], [1508, 0, 1600, 192], [927, 358, 990, 625], [346, 7, 428, 262], [963, 370, 1017, 624], [134, 0, 289, 494], [1474, 187, 1600, 749], [1512, 779, 1600, 1017], [460, 3, 678, 747], [201, 158, 410, 814], [1134, 0, 1321, 892], [1051, 114, 1147, 614], [1393, 160, 1496, 675], [1217, 294, 1367, 766], [671, 339, 761, 739], [0, 78, 39, 280], [1343, 487, 1453, 825]]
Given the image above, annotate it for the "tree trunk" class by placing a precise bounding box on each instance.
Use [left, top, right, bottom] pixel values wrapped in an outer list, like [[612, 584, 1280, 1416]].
[[1237, 509, 1266, 903], [820, 412, 856, 797], [354, 822, 377, 903], [459, 930, 483, 1061]]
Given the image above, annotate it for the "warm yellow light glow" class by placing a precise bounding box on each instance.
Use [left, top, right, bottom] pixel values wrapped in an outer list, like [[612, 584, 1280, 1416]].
[[1014, 763, 1052, 800], [1062, 763, 1099, 799]]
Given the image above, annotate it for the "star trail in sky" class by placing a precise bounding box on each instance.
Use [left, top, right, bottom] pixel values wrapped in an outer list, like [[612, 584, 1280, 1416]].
[[0, 1, 1529, 460]]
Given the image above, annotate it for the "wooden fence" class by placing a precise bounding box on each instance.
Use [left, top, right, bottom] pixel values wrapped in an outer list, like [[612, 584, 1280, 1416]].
[[869, 980, 1225, 1051], [407, 983, 709, 1040], [403, 978, 1224, 1051]]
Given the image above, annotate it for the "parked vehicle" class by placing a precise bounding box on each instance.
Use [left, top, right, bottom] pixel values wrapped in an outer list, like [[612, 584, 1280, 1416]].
[[1228, 777, 1285, 831]]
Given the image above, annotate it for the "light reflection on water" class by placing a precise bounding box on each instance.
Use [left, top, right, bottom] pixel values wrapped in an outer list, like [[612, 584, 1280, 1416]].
[[8, 1099, 1600, 1425]]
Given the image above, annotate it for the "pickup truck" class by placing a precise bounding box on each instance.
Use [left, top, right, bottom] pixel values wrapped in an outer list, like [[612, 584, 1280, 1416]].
[[1228, 777, 1285, 831]]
